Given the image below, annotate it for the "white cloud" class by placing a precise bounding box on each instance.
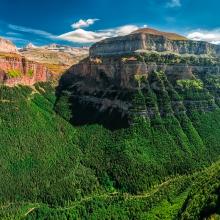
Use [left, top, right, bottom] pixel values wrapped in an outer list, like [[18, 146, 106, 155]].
[[8, 24, 56, 39], [58, 25, 140, 43], [6, 32, 23, 37], [103, 25, 140, 36], [187, 29, 220, 44], [166, 0, 181, 8], [71, 19, 99, 29], [7, 21, 144, 45], [58, 29, 107, 43]]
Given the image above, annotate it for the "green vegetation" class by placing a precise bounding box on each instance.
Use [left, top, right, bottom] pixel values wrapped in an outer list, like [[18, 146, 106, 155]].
[[180, 161, 220, 219], [1, 63, 220, 219], [136, 52, 220, 65], [177, 79, 204, 90], [27, 69, 34, 77], [134, 74, 147, 88], [6, 69, 22, 78]]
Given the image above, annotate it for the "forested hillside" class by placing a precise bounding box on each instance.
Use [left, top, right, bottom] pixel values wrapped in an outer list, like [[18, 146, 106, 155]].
[[0, 82, 220, 219]]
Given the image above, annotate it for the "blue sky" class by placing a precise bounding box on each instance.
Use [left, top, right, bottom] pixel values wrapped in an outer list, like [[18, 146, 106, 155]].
[[0, 0, 220, 47]]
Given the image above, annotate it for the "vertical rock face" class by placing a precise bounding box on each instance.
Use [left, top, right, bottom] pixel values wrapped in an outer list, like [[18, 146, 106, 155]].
[[90, 28, 220, 57], [0, 37, 18, 53], [0, 54, 51, 86], [0, 37, 51, 86]]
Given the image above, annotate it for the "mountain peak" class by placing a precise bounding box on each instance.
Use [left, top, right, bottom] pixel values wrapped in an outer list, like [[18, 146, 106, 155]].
[[24, 43, 37, 49], [131, 28, 188, 41], [0, 37, 18, 53]]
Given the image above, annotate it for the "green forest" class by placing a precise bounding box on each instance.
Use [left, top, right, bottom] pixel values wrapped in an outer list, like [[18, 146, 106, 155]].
[[0, 75, 220, 219]]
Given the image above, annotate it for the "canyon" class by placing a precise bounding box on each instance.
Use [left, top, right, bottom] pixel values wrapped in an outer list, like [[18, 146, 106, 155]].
[[20, 44, 89, 74], [57, 28, 220, 129], [1, 28, 220, 219]]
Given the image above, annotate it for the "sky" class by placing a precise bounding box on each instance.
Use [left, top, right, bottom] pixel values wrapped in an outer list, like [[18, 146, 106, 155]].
[[0, 0, 220, 47]]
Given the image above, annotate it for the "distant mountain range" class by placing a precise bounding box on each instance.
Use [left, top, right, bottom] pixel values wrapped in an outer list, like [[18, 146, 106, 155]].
[[0, 36, 89, 85], [20, 43, 89, 75], [21, 42, 89, 56]]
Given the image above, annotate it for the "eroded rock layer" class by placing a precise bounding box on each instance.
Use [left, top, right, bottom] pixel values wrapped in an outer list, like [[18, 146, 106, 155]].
[[0, 53, 51, 86], [90, 29, 220, 57]]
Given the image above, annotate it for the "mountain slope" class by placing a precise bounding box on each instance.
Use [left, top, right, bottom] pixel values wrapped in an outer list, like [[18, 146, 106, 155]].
[[1, 81, 220, 219], [90, 28, 220, 56], [179, 161, 220, 220]]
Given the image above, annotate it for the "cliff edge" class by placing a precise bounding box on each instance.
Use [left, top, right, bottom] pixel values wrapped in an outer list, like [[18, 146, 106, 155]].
[[90, 28, 220, 57]]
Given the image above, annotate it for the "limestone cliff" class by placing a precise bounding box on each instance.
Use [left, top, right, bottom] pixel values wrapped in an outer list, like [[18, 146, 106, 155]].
[[90, 28, 220, 57]]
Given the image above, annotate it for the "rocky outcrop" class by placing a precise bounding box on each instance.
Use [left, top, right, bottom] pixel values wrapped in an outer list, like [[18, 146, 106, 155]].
[[0, 53, 51, 86], [90, 28, 220, 57], [0, 37, 18, 53], [0, 37, 53, 86]]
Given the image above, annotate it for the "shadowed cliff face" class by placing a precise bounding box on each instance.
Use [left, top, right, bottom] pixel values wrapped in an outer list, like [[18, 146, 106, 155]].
[[0, 53, 51, 86], [55, 54, 220, 130], [55, 29, 220, 130]]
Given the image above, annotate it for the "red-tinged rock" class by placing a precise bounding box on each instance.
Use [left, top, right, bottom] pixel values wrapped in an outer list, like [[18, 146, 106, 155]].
[[0, 53, 51, 86], [0, 37, 18, 53]]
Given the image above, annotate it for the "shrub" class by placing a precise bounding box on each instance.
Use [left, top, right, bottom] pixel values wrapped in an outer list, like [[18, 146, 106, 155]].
[[177, 79, 204, 90], [6, 69, 22, 78]]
